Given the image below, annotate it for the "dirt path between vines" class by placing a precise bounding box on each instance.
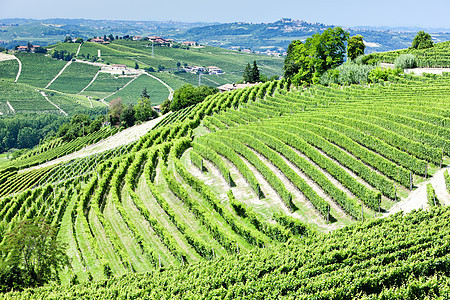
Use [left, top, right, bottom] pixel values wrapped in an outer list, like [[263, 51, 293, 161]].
[[385, 166, 450, 215], [21, 115, 166, 172]]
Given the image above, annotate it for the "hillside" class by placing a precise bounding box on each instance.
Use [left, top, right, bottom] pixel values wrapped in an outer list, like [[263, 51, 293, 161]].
[[5, 206, 450, 299], [0, 60, 449, 298], [370, 41, 450, 68], [0, 40, 283, 115], [2, 18, 450, 55]]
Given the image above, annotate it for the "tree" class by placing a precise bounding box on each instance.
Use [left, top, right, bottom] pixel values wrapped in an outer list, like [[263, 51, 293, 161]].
[[411, 31, 433, 50], [109, 97, 124, 124], [0, 219, 69, 291], [64, 36, 72, 43], [75, 37, 84, 43], [243, 63, 252, 83], [134, 89, 155, 122], [120, 105, 135, 127], [170, 84, 218, 111], [134, 62, 139, 70], [347, 35, 365, 61], [284, 27, 349, 85], [140, 87, 150, 99], [160, 98, 171, 114], [108, 34, 114, 41], [251, 60, 260, 83]]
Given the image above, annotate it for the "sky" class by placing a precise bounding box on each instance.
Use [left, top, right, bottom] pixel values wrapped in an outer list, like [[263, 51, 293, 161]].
[[1, 0, 450, 29]]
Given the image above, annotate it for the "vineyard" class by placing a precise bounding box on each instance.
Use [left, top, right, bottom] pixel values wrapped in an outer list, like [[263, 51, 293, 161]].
[[0, 64, 448, 299], [372, 40, 450, 67], [0, 40, 283, 115]]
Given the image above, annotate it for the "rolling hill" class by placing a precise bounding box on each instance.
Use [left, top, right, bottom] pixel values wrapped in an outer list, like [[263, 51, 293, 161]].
[[0, 38, 449, 299], [0, 39, 284, 115]]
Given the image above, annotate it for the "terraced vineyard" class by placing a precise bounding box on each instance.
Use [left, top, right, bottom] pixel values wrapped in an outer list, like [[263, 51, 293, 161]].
[[0, 40, 283, 115], [372, 40, 450, 67], [0, 69, 449, 298]]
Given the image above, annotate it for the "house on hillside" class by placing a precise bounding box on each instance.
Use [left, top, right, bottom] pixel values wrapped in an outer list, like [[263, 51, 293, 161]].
[[182, 41, 197, 46], [133, 36, 142, 41], [218, 83, 258, 93], [188, 66, 205, 74], [91, 38, 105, 44], [17, 46, 28, 52], [17, 45, 41, 53], [207, 66, 224, 75], [148, 36, 170, 45]]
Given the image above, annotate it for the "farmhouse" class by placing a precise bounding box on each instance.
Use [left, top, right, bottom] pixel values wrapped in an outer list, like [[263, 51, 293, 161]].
[[207, 66, 224, 74], [148, 36, 170, 44], [182, 41, 197, 46], [218, 83, 258, 93], [17, 45, 41, 52], [91, 38, 105, 44], [133, 36, 142, 41]]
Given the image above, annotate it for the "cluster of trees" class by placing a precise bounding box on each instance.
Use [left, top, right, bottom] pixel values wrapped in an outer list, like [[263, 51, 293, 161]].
[[63, 36, 83, 43], [161, 84, 218, 114], [0, 219, 69, 292], [411, 31, 433, 50], [242, 61, 261, 83], [51, 50, 75, 61], [56, 113, 105, 142], [284, 27, 350, 85], [108, 88, 159, 128], [0, 114, 68, 153]]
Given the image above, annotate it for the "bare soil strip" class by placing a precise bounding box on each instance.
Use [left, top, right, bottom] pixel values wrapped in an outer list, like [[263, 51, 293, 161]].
[[38, 90, 68, 116], [386, 166, 450, 216]]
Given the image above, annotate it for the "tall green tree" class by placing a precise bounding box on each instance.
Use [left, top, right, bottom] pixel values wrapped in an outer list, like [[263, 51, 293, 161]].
[[170, 84, 218, 111], [347, 35, 365, 60], [243, 63, 252, 83], [251, 60, 260, 83], [0, 219, 69, 291], [411, 31, 433, 49], [134, 89, 155, 122], [284, 27, 349, 85]]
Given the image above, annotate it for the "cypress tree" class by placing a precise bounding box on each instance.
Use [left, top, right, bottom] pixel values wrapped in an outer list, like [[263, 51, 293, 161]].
[[251, 60, 260, 83], [243, 63, 252, 83]]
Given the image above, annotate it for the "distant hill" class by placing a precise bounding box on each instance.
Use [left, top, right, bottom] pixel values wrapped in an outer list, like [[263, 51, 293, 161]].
[[177, 18, 450, 54], [2, 18, 450, 55]]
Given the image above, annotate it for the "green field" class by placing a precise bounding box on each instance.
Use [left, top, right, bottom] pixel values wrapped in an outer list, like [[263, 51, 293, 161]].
[[48, 42, 81, 54], [0, 81, 49, 112], [0, 40, 284, 114], [16, 53, 67, 88], [0, 59, 19, 81], [105, 74, 170, 105], [81, 73, 135, 99], [47, 62, 100, 94], [371, 41, 450, 67], [0, 69, 449, 297]]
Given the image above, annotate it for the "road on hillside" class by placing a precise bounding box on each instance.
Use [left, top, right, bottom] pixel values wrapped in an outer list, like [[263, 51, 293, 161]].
[[21, 114, 168, 172]]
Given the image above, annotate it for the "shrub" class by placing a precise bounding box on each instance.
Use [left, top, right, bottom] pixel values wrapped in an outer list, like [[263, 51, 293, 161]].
[[394, 54, 417, 69], [320, 62, 374, 86], [368, 67, 402, 83]]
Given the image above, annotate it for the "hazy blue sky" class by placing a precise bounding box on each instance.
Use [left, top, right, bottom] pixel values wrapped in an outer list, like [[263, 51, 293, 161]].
[[1, 0, 450, 28]]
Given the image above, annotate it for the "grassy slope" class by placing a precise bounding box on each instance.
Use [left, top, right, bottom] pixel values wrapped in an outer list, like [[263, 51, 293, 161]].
[[0, 59, 19, 81], [104, 74, 169, 105], [48, 62, 100, 94], [81, 73, 135, 99], [16, 53, 67, 88], [6, 207, 450, 299]]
